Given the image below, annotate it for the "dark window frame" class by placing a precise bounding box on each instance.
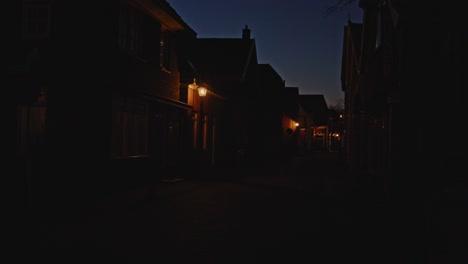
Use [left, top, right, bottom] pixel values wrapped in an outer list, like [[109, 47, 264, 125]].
[[118, 2, 145, 60], [21, 0, 51, 39]]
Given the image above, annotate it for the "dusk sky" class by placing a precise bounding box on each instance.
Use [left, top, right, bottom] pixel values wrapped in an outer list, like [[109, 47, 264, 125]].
[[166, 0, 363, 107]]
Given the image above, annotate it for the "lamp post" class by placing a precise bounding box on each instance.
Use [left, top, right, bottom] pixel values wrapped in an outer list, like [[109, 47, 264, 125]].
[[189, 78, 207, 151], [198, 86, 207, 151], [194, 80, 207, 151]]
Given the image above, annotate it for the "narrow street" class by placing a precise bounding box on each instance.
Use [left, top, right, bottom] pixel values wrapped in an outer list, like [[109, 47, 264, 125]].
[[26, 152, 457, 263]]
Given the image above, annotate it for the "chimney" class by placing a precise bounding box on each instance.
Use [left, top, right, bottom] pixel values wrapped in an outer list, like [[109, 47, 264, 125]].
[[242, 25, 250, 39]]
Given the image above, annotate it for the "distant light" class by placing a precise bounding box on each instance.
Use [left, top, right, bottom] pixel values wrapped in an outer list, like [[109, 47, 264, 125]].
[[198, 87, 207, 97], [295, 122, 299, 127]]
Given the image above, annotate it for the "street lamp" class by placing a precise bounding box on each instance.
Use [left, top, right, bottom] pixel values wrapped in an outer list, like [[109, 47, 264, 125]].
[[198, 86, 207, 97], [188, 78, 208, 151], [188, 78, 207, 97], [196, 82, 207, 151]]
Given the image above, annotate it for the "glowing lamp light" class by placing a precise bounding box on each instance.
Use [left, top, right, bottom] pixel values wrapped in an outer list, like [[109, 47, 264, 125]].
[[188, 78, 198, 90], [295, 122, 299, 127], [198, 87, 207, 97], [189, 78, 208, 97]]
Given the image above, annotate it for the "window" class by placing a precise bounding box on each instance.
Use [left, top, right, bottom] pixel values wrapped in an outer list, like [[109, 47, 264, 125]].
[[119, 3, 144, 59], [21, 0, 51, 39], [16, 103, 47, 157], [111, 97, 149, 158]]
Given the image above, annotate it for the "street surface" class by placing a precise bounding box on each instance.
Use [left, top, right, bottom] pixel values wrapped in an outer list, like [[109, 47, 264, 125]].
[[23, 152, 466, 263]]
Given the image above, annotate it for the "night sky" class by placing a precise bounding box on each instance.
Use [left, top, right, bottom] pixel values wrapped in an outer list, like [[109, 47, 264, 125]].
[[166, 0, 363, 107]]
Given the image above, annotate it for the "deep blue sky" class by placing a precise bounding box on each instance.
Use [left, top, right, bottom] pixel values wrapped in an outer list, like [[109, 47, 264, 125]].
[[166, 0, 362, 107]]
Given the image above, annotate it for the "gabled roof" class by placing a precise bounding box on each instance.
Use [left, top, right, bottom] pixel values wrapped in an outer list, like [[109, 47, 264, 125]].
[[343, 21, 362, 77], [348, 21, 362, 58], [134, 0, 196, 34], [341, 21, 363, 91], [190, 38, 257, 82], [258, 63, 283, 82], [284, 87, 299, 98], [348, 21, 363, 62], [298, 94, 329, 126], [283, 87, 300, 120]]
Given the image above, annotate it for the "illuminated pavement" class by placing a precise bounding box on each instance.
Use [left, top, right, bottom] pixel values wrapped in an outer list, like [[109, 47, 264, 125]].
[[26, 152, 465, 263]]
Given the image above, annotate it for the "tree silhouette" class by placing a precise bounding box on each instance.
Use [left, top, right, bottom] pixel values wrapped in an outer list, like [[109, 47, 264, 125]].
[[329, 98, 344, 113], [326, 0, 359, 17]]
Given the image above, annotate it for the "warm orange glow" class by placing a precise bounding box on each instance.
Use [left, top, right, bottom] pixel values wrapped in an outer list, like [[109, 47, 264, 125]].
[[295, 122, 299, 127], [188, 78, 198, 90], [198, 87, 207, 97]]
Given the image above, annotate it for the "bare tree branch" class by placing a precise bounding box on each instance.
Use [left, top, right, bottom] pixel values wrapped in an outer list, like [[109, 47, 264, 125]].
[[325, 0, 359, 18]]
